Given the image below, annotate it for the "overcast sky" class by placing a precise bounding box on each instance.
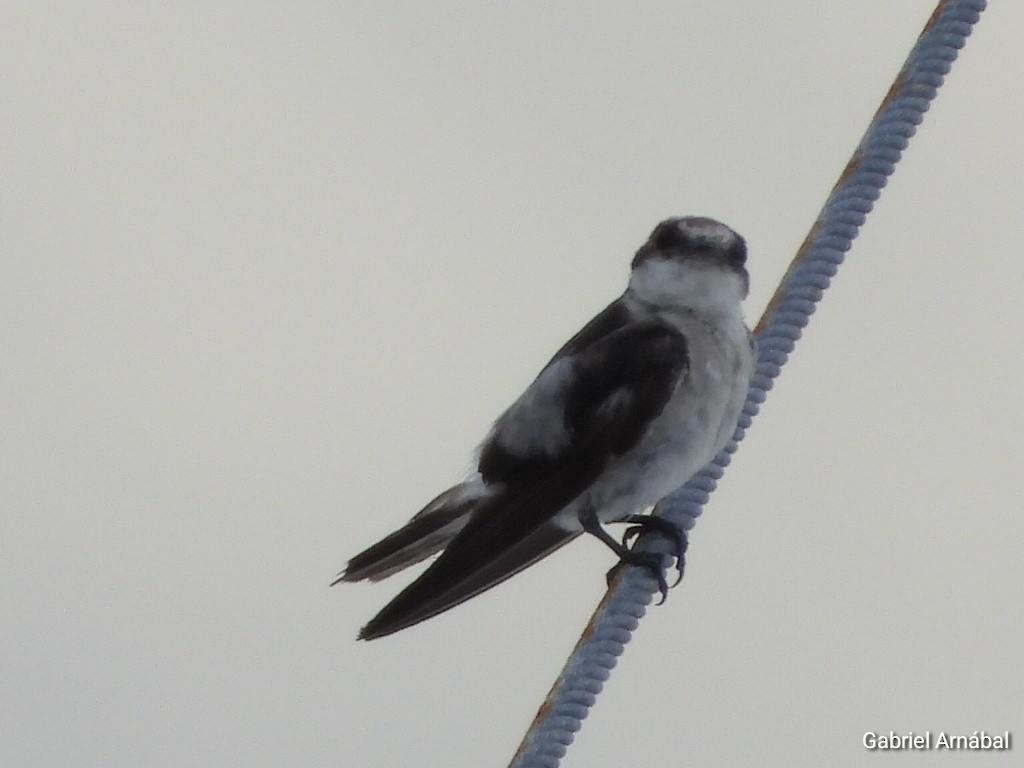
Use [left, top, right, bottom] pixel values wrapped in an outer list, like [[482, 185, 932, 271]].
[[4, 2, 1022, 767]]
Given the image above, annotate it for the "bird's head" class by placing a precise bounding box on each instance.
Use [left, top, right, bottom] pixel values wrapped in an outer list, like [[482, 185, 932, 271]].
[[628, 216, 749, 313]]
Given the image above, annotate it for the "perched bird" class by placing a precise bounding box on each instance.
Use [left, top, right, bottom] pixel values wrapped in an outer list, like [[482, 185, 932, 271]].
[[335, 216, 754, 640]]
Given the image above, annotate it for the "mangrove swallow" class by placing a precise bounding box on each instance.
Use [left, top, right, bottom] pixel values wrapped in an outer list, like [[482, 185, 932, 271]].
[[335, 216, 754, 640]]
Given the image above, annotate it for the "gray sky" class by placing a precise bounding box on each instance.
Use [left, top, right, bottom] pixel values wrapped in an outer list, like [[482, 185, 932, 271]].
[[4, 3, 1022, 767]]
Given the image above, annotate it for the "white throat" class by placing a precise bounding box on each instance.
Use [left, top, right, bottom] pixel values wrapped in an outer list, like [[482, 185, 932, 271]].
[[627, 258, 746, 318]]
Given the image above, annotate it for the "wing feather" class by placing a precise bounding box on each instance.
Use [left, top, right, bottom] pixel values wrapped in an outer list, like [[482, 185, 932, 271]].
[[358, 313, 689, 639]]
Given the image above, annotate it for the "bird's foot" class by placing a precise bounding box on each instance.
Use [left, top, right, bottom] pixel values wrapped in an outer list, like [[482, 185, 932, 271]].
[[620, 514, 688, 590], [605, 549, 672, 603], [581, 506, 683, 604]]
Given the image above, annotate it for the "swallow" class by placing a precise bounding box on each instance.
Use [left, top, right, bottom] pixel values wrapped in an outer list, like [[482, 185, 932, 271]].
[[336, 216, 754, 640]]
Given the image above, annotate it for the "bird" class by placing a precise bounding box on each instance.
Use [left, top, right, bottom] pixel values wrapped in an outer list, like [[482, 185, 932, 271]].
[[335, 216, 754, 640]]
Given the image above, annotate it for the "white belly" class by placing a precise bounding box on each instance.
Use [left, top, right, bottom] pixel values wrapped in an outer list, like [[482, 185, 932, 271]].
[[557, 311, 752, 529]]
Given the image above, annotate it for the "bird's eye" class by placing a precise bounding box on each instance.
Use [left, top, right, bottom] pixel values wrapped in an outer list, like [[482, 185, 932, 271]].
[[727, 240, 747, 265]]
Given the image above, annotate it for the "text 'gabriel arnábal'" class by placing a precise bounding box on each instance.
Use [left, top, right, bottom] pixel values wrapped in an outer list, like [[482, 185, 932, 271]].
[[863, 731, 1011, 751]]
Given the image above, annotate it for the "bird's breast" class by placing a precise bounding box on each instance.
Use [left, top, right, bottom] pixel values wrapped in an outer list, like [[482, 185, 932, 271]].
[[588, 313, 752, 523]]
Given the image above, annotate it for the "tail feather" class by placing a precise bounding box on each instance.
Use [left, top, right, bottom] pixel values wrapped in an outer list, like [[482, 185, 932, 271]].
[[334, 477, 488, 584], [355, 472, 585, 640], [357, 519, 578, 640]]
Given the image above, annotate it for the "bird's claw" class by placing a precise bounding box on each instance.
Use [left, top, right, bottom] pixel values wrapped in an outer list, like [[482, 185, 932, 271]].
[[620, 514, 688, 591], [584, 507, 686, 602], [620, 549, 671, 603]]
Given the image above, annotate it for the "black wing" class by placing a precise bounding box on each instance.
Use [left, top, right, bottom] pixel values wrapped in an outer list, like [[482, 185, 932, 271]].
[[358, 311, 688, 639]]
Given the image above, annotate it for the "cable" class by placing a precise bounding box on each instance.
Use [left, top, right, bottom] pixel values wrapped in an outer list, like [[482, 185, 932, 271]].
[[508, 2, 987, 766]]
